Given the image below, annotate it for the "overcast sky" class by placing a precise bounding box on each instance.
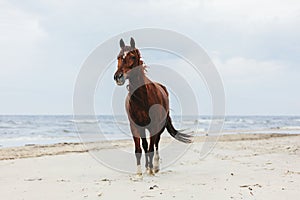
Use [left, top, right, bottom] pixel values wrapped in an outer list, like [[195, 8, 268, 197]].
[[0, 0, 299, 115]]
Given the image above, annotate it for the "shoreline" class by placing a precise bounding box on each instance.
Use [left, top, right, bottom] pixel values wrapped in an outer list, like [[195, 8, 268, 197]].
[[1, 133, 299, 160]]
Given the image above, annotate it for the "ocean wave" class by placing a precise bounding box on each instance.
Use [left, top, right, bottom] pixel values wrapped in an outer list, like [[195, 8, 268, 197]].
[[225, 119, 255, 124], [69, 119, 129, 126], [181, 121, 198, 125], [0, 126, 13, 129], [68, 119, 100, 124], [279, 126, 300, 130], [7, 120, 18, 125], [1, 115, 300, 148], [195, 119, 212, 124], [174, 119, 211, 125], [191, 128, 206, 133], [110, 120, 128, 125]]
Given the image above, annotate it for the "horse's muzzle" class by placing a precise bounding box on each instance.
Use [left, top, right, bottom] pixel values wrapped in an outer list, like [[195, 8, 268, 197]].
[[114, 73, 125, 86]]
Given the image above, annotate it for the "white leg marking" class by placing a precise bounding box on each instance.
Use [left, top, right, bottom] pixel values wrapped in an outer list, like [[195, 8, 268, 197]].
[[137, 164, 142, 176], [153, 151, 160, 173]]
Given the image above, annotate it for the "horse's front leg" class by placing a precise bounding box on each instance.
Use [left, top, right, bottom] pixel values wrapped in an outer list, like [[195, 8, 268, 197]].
[[141, 138, 149, 171], [133, 136, 142, 176], [147, 135, 156, 175], [130, 125, 143, 176]]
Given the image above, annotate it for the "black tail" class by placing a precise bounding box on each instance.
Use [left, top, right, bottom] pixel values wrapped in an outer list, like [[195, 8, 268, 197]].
[[166, 115, 192, 143]]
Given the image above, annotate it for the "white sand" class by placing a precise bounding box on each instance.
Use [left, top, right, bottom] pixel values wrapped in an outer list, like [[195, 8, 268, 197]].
[[0, 134, 299, 200]]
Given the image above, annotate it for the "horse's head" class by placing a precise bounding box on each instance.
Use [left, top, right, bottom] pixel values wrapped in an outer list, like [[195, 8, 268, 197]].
[[114, 37, 142, 86]]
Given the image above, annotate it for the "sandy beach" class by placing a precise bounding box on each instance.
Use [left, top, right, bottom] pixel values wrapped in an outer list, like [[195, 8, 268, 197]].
[[0, 133, 299, 200]]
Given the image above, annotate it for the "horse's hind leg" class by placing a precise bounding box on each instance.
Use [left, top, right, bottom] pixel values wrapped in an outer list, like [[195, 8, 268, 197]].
[[154, 133, 161, 173], [147, 135, 156, 175]]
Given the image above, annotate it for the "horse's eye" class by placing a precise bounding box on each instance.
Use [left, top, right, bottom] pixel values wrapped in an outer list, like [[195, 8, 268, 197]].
[[131, 56, 136, 60]]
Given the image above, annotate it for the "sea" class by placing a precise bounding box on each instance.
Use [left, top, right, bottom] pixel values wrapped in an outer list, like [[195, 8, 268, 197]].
[[0, 115, 299, 148]]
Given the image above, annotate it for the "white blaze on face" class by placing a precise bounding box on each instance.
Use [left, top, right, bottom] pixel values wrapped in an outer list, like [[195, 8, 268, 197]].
[[123, 51, 129, 59]]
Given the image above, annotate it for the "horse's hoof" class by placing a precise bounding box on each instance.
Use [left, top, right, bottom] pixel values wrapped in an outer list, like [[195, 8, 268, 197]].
[[147, 168, 155, 176], [137, 165, 142, 175], [154, 167, 160, 173], [136, 173, 143, 180]]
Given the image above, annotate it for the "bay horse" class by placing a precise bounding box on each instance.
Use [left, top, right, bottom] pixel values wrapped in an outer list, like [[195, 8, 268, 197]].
[[113, 38, 191, 176]]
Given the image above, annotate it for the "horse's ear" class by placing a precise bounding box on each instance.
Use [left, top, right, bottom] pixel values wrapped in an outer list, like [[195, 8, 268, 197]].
[[120, 38, 125, 49], [130, 37, 135, 49]]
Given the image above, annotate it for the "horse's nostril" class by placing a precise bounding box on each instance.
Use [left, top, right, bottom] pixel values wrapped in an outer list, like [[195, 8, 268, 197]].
[[118, 73, 123, 79], [114, 73, 124, 82]]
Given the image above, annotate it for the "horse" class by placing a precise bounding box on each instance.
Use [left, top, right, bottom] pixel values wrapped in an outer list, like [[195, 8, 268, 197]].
[[113, 37, 192, 176]]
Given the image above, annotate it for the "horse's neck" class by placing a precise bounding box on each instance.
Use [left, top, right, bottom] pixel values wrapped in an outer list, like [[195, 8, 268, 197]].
[[128, 70, 150, 94]]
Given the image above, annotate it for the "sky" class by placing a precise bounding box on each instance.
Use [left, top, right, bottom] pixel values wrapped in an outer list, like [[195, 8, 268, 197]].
[[0, 0, 300, 115]]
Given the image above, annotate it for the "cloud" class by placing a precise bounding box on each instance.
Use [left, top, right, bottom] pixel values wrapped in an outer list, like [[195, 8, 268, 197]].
[[214, 57, 285, 84], [213, 56, 300, 115], [0, 1, 46, 76], [0, 0, 299, 114]]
